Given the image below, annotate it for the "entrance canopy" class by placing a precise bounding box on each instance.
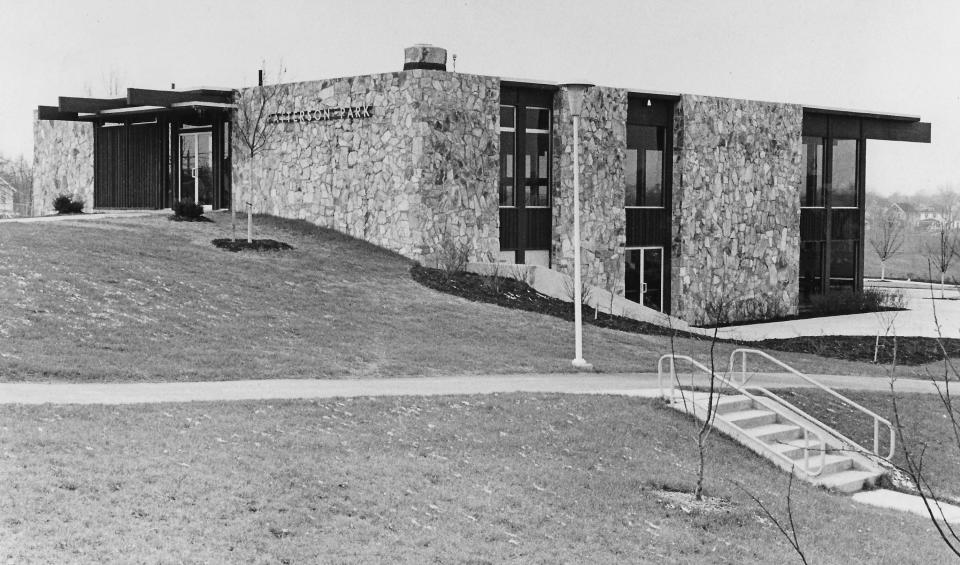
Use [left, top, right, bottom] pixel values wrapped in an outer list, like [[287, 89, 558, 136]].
[[37, 87, 235, 123], [37, 87, 236, 210]]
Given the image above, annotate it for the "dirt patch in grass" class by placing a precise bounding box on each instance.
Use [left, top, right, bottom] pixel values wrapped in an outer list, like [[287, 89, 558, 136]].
[[168, 215, 213, 223], [211, 238, 294, 252], [2, 394, 954, 564]]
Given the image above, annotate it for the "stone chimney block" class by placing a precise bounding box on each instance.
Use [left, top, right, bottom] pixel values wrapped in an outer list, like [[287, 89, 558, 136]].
[[404, 44, 447, 71]]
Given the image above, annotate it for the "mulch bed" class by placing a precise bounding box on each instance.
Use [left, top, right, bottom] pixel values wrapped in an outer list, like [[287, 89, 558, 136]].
[[169, 215, 213, 223], [754, 335, 960, 366], [412, 265, 705, 339], [212, 238, 294, 252], [410, 265, 960, 366]]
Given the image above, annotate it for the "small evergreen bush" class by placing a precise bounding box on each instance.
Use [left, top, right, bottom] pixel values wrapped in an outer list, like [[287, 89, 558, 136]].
[[52, 194, 84, 214], [171, 199, 205, 219]]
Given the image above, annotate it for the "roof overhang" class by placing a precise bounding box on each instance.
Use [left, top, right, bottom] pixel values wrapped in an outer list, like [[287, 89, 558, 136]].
[[38, 87, 236, 123], [803, 105, 930, 143]]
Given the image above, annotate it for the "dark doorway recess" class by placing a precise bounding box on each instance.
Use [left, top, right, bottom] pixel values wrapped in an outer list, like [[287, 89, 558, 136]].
[[624, 93, 676, 314], [499, 83, 556, 266]]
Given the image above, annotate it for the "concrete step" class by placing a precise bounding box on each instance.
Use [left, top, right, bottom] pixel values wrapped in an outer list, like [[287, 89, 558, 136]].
[[805, 454, 854, 476], [747, 423, 803, 443], [713, 394, 754, 415], [817, 469, 884, 494], [724, 408, 778, 429], [768, 438, 827, 460]]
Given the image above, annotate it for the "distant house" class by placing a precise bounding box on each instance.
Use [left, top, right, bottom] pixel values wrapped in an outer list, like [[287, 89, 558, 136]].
[[0, 177, 16, 217], [888, 202, 917, 225]]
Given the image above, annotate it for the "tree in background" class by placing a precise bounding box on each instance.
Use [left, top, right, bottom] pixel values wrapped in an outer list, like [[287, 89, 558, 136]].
[[870, 209, 905, 280], [922, 191, 960, 298], [0, 154, 33, 216]]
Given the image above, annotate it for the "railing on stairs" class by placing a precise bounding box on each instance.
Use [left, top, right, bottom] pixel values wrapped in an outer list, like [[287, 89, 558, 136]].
[[657, 354, 829, 477], [728, 348, 896, 460]]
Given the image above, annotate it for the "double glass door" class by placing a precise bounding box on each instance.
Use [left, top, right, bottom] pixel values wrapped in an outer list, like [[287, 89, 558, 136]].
[[179, 131, 213, 205], [625, 247, 664, 312]]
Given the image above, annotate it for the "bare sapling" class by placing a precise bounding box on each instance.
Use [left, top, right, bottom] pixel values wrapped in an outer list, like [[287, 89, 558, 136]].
[[886, 281, 960, 557], [870, 210, 904, 281], [232, 64, 287, 242], [736, 471, 809, 565]]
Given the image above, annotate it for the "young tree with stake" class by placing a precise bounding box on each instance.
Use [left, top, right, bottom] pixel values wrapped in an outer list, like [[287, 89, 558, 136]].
[[870, 210, 904, 281], [232, 67, 287, 242]]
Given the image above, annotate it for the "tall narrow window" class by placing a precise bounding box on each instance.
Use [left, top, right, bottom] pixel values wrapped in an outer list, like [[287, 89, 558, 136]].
[[626, 125, 664, 207], [498, 86, 554, 266], [524, 108, 550, 208], [499, 105, 516, 207], [802, 136, 823, 207]]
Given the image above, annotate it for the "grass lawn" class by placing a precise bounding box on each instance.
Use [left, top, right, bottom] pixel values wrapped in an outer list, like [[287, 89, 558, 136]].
[[864, 225, 960, 283], [2, 393, 955, 563], [0, 212, 892, 382]]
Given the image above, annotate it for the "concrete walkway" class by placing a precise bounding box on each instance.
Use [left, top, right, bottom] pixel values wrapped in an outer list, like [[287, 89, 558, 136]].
[[714, 285, 960, 341], [0, 371, 945, 405], [853, 489, 960, 524], [0, 210, 165, 223]]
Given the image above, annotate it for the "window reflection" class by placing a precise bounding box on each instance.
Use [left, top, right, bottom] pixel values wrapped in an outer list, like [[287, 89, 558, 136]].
[[802, 136, 823, 207], [831, 139, 857, 207], [626, 125, 664, 207], [499, 105, 516, 207]]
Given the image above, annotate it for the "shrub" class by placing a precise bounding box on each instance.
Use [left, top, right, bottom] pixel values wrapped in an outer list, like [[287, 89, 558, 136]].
[[52, 194, 84, 214], [435, 238, 470, 279], [172, 199, 205, 219], [808, 287, 904, 316]]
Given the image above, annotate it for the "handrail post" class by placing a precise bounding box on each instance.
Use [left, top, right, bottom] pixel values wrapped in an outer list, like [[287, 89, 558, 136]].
[[803, 428, 809, 473], [670, 356, 677, 403], [741, 351, 746, 386], [874, 418, 880, 456]]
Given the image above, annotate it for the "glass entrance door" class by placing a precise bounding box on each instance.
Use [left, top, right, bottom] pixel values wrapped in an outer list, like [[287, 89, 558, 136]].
[[625, 247, 664, 312], [179, 131, 213, 205]]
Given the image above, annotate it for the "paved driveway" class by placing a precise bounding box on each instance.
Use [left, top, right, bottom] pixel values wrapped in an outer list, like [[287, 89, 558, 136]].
[[716, 282, 960, 341]]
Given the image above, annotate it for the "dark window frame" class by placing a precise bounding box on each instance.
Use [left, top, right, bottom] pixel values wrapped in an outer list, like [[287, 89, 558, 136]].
[[799, 115, 867, 298]]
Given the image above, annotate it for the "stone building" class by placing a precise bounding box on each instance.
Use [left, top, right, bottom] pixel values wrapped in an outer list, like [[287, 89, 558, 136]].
[[33, 45, 931, 325]]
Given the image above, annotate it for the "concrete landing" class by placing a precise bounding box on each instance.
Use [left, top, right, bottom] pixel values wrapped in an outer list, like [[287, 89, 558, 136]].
[[853, 489, 960, 524]]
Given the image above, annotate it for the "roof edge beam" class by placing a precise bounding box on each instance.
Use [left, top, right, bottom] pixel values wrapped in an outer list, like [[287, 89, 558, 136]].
[[37, 106, 81, 121], [126, 88, 234, 107], [863, 120, 931, 143], [59, 96, 126, 113]]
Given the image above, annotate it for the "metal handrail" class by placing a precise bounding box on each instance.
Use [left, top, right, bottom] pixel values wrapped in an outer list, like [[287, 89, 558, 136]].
[[657, 354, 828, 477], [729, 348, 896, 460]]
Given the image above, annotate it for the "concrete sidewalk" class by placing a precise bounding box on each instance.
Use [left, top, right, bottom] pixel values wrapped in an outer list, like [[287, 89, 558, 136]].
[[0, 372, 945, 405], [0, 210, 165, 223]]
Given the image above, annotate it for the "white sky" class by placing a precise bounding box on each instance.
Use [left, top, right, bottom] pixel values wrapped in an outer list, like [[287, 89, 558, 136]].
[[1, 0, 957, 196]]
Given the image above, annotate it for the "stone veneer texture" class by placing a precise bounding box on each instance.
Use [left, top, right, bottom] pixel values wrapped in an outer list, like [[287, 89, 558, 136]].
[[233, 71, 500, 266], [552, 87, 628, 294], [671, 95, 803, 325], [32, 113, 94, 215]]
